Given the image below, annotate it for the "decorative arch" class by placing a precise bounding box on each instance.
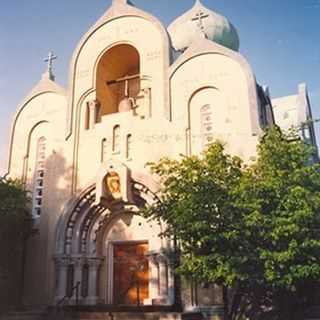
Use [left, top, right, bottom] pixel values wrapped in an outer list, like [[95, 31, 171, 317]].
[[21, 121, 52, 185], [7, 79, 65, 176], [55, 180, 159, 257], [54, 179, 176, 306], [66, 2, 171, 139], [169, 38, 261, 136]]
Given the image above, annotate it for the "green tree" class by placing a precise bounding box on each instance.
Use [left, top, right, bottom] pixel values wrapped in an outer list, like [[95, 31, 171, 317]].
[[239, 127, 320, 319], [0, 178, 32, 312], [145, 127, 320, 320]]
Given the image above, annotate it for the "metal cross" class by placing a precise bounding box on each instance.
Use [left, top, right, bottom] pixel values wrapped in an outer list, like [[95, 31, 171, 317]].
[[44, 51, 57, 75], [191, 10, 209, 37], [107, 73, 140, 97]]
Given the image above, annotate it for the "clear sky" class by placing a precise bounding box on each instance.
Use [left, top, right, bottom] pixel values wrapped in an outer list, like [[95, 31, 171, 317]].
[[0, 0, 319, 175]]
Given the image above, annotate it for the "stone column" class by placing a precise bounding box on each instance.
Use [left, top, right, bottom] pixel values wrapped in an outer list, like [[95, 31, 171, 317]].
[[167, 258, 175, 305], [54, 257, 69, 303], [87, 257, 103, 305], [88, 100, 100, 129], [145, 253, 159, 305], [151, 254, 171, 305], [158, 255, 168, 298], [73, 257, 84, 285], [70, 257, 84, 304]]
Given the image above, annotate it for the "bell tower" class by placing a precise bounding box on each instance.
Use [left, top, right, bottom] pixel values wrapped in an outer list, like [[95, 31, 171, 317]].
[[96, 44, 141, 117]]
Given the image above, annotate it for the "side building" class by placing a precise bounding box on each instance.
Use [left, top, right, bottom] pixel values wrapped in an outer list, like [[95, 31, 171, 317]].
[[272, 83, 318, 160]]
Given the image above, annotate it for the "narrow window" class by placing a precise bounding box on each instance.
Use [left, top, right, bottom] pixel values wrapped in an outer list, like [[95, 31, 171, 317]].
[[95, 103, 101, 123], [32, 137, 46, 218], [101, 138, 107, 163], [85, 103, 90, 130], [126, 134, 132, 159], [113, 125, 120, 153]]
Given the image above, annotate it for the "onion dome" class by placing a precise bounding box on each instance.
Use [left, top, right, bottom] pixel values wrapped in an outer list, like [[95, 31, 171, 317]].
[[168, 0, 240, 52]]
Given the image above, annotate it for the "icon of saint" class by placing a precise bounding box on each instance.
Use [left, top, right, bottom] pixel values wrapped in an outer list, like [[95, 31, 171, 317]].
[[105, 171, 122, 200]]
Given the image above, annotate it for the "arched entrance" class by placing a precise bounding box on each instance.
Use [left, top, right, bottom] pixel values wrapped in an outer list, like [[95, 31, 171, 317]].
[[54, 181, 175, 306]]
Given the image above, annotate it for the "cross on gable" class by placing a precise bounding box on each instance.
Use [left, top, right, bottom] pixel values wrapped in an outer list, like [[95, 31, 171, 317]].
[[44, 51, 57, 79], [112, 0, 131, 5], [191, 10, 209, 37]]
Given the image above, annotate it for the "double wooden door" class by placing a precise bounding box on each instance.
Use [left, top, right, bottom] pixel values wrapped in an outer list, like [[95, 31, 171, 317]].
[[113, 242, 149, 305]]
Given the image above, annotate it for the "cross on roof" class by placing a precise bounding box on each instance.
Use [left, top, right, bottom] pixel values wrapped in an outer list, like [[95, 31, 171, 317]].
[[44, 51, 57, 80], [112, 0, 131, 5], [191, 10, 209, 37]]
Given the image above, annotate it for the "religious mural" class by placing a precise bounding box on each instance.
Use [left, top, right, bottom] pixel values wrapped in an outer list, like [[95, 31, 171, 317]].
[[104, 171, 122, 200]]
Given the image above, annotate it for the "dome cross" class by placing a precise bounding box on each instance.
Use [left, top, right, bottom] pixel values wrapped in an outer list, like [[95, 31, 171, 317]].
[[44, 51, 57, 81], [191, 9, 209, 37], [112, 0, 131, 5]]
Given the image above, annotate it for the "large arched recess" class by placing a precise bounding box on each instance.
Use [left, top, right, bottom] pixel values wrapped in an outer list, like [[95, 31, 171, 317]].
[[96, 44, 140, 117], [66, 1, 171, 138], [54, 179, 161, 256]]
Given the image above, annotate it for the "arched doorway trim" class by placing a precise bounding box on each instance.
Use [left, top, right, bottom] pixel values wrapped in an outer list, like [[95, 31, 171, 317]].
[[54, 179, 175, 306]]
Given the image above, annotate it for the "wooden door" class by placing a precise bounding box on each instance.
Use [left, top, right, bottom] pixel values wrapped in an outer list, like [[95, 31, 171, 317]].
[[113, 242, 149, 305]]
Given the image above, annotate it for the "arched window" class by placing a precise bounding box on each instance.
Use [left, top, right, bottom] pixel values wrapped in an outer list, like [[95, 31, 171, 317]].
[[32, 137, 46, 218], [101, 138, 107, 162], [200, 104, 214, 148], [113, 125, 120, 153], [126, 134, 132, 159]]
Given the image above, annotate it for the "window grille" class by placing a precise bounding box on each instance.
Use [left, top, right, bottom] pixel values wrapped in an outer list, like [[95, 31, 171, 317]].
[[200, 104, 213, 148], [32, 137, 46, 218]]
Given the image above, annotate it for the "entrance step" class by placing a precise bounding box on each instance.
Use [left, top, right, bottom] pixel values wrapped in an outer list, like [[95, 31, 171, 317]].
[[0, 311, 210, 320], [0, 310, 44, 320], [1, 309, 208, 320], [305, 306, 320, 320], [47, 311, 182, 320]]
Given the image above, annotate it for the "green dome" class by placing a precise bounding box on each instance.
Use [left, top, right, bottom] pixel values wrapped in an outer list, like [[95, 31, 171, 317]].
[[168, 0, 240, 52]]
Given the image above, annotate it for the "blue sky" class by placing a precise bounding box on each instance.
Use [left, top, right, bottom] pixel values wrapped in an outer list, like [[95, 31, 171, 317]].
[[0, 0, 319, 174]]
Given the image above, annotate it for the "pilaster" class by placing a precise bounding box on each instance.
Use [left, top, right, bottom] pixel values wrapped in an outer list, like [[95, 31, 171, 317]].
[[86, 257, 104, 305], [54, 256, 72, 303]]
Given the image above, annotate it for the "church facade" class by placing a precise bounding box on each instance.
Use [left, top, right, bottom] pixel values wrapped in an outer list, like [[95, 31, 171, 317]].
[[5, 0, 317, 317]]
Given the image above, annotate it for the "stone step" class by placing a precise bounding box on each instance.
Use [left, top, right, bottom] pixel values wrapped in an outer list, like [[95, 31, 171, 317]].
[[1, 310, 205, 320], [305, 306, 320, 319], [47, 311, 182, 320], [0, 311, 44, 320]]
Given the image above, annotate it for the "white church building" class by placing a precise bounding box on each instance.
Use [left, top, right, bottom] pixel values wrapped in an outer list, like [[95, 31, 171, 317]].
[[5, 0, 318, 318]]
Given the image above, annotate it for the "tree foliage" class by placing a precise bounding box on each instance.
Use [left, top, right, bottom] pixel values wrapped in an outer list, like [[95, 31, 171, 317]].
[[145, 127, 320, 320], [0, 178, 32, 312]]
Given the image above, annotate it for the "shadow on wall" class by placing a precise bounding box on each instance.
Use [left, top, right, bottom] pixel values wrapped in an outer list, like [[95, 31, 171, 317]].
[[22, 149, 73, 307], [45, 149, 73, 214]]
